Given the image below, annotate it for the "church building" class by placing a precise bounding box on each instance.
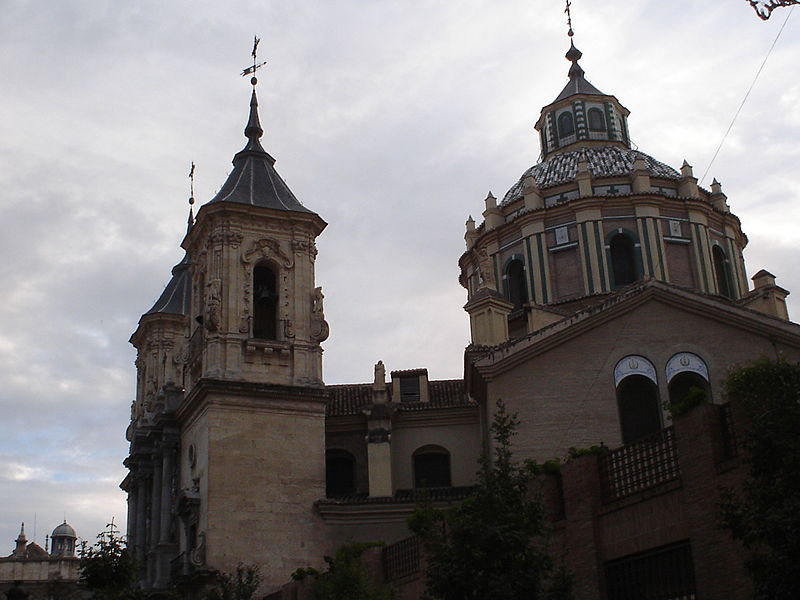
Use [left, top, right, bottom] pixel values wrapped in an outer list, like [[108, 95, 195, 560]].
[[121, 32, 800, 600]]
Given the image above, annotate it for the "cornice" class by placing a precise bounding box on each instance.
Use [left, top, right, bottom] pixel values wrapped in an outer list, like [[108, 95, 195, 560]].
[[472, 281, 800, 379]]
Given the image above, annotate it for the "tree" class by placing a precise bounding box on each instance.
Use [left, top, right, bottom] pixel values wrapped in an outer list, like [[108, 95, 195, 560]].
[[79, 521, 142, 600], [204, 564, 261, 600], [308, 542, 394, 600], [409, 400, 573, 600], [720, 358, 800, 600], [747, 0, 800, 20]]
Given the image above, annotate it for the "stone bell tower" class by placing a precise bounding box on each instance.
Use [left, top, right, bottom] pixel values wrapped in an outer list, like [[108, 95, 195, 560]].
[[125, 77, 332, 592], [182, 88, 329, 389]]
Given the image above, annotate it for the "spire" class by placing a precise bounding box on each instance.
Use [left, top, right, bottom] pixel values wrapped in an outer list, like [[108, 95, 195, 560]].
[[553, 2, 604, 102], [553, 38, 604, 102], [243, 89, 266, 153], [566, 40, 585, 78], [14, 523, 27, 556]]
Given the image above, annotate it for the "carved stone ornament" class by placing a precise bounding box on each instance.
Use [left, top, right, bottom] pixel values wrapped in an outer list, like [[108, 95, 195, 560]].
[[241, 237, 294, 269], [310, 287, 330, 342], [190, 531, 206, 567], [293, 237, 318, 262], [284, 319, 295, 339], [209, 230, 243, 249], [477, 248, 497, 291], [205, 278, 222, 332]]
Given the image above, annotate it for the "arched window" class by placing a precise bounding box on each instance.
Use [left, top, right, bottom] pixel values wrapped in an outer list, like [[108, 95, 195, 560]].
[[557, 111, 575, 139], [326, 449, 356, 498], [253, 263, 278, 339], [617, 375, 662, 444], [609, 233, 639, 288], [666, 352, 711, 405], [712, 245, 733, 299], [614, 356, 661, 445], [505, 259, 528, 310], [588, 108, 606, 131], [413, 445, 451, 488]]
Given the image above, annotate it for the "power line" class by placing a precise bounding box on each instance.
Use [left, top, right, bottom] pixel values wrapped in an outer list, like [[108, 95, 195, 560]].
[[699, 7, 794, 185]]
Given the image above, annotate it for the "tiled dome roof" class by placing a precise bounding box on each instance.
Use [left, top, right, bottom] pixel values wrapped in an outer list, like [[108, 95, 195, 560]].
[[501, 146, 680, 206]]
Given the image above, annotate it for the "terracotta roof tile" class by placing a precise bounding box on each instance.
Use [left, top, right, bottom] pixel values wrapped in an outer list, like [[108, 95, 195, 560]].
[[326, 379, 472, 417]]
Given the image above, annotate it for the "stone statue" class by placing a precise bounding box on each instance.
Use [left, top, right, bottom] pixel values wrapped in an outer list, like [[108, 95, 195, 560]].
[[478, 248, 497, 290]]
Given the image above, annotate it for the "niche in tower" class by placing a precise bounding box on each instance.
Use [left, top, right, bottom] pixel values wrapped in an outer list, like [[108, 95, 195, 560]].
[[253, 262, 278, 339]]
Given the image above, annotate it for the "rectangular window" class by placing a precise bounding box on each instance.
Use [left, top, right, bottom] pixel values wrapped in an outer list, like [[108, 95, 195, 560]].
[[555, 226, 569, 246], [605, 541, 696, 600], [399, 377, 420, 402]]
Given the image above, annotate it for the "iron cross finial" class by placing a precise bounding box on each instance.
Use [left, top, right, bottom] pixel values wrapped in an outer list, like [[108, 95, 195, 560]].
[[565, 0, 574, 37], [188, 161, 196, 206], [241, 35, 267, 86]]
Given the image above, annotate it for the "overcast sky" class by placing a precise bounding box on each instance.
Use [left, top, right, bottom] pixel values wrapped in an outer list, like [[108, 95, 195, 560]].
[[1, 0, 797, 552]]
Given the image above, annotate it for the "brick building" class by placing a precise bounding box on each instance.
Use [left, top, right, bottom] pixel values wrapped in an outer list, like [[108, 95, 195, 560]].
[[122, 33, 800, 599]]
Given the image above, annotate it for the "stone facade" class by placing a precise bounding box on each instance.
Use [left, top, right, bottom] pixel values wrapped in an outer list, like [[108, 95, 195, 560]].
[[122, 38, 799, 599]]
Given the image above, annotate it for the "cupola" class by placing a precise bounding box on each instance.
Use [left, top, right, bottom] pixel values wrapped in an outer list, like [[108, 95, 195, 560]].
[[535, 40, 631, 157], [50, 520, 77, 558]]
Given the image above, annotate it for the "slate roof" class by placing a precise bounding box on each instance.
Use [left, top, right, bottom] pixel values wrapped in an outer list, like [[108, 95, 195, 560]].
[[326, 379, 473, 417], [553, 40, 606, 102], [145, 254, 191, 316], [207, 90, 315, 214], [501, 146, 680, 206]]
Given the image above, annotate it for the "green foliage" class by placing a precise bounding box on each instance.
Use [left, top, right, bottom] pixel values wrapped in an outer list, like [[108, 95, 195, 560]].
[[409, 400, 574, 600], [664, 385, 708, 418], [311, 542, 393, 600], [525, 457, 562, 477], [204, 564, 261, 600], [565, 444, 608, 460], [720, 358, 800, 600], [79, 522, 142, 600], [290, 566, 320, 581]]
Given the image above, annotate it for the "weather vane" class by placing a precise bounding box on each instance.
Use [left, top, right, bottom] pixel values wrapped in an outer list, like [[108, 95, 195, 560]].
[[565, 0, 574, 37], [188, 161, 196, 206], [241, 35, 267, 87]]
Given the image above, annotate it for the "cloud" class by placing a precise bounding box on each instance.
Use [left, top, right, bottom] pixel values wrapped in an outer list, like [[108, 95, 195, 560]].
[[0, 0, 799, 551]]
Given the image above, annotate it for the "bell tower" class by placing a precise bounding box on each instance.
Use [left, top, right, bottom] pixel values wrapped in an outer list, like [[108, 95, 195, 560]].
[[184, 89, 329, 389], [125, 63, 332, 592]]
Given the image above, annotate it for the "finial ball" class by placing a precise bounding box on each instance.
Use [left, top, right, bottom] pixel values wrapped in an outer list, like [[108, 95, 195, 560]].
[[251, 76, 258, 86], [189, 197, 195, 205]]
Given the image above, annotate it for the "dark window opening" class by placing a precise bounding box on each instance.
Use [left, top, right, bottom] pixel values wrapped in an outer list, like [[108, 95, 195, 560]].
[[712, 245, 733, 299], [253, 263, 278, 339], [610, 234, 638, 287], [605, 541, 696, 600], [505, 259, 528, 310], [326, 450, 356, 498], [668, 372, 709, 405], [413, 449, 451, 488], [588, 108, 606, 131], [617, 375, 662, 445], [557, 111, 575, 139], [399, 377, 421, 403]]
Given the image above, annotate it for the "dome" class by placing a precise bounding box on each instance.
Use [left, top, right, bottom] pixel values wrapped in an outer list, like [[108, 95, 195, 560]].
[[51, 521, 76, 539], [501, 146, 680, 206]]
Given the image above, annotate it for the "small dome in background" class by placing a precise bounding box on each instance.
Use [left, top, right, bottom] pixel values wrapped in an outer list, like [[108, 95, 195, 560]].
[[51, 521, 77, 539]]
